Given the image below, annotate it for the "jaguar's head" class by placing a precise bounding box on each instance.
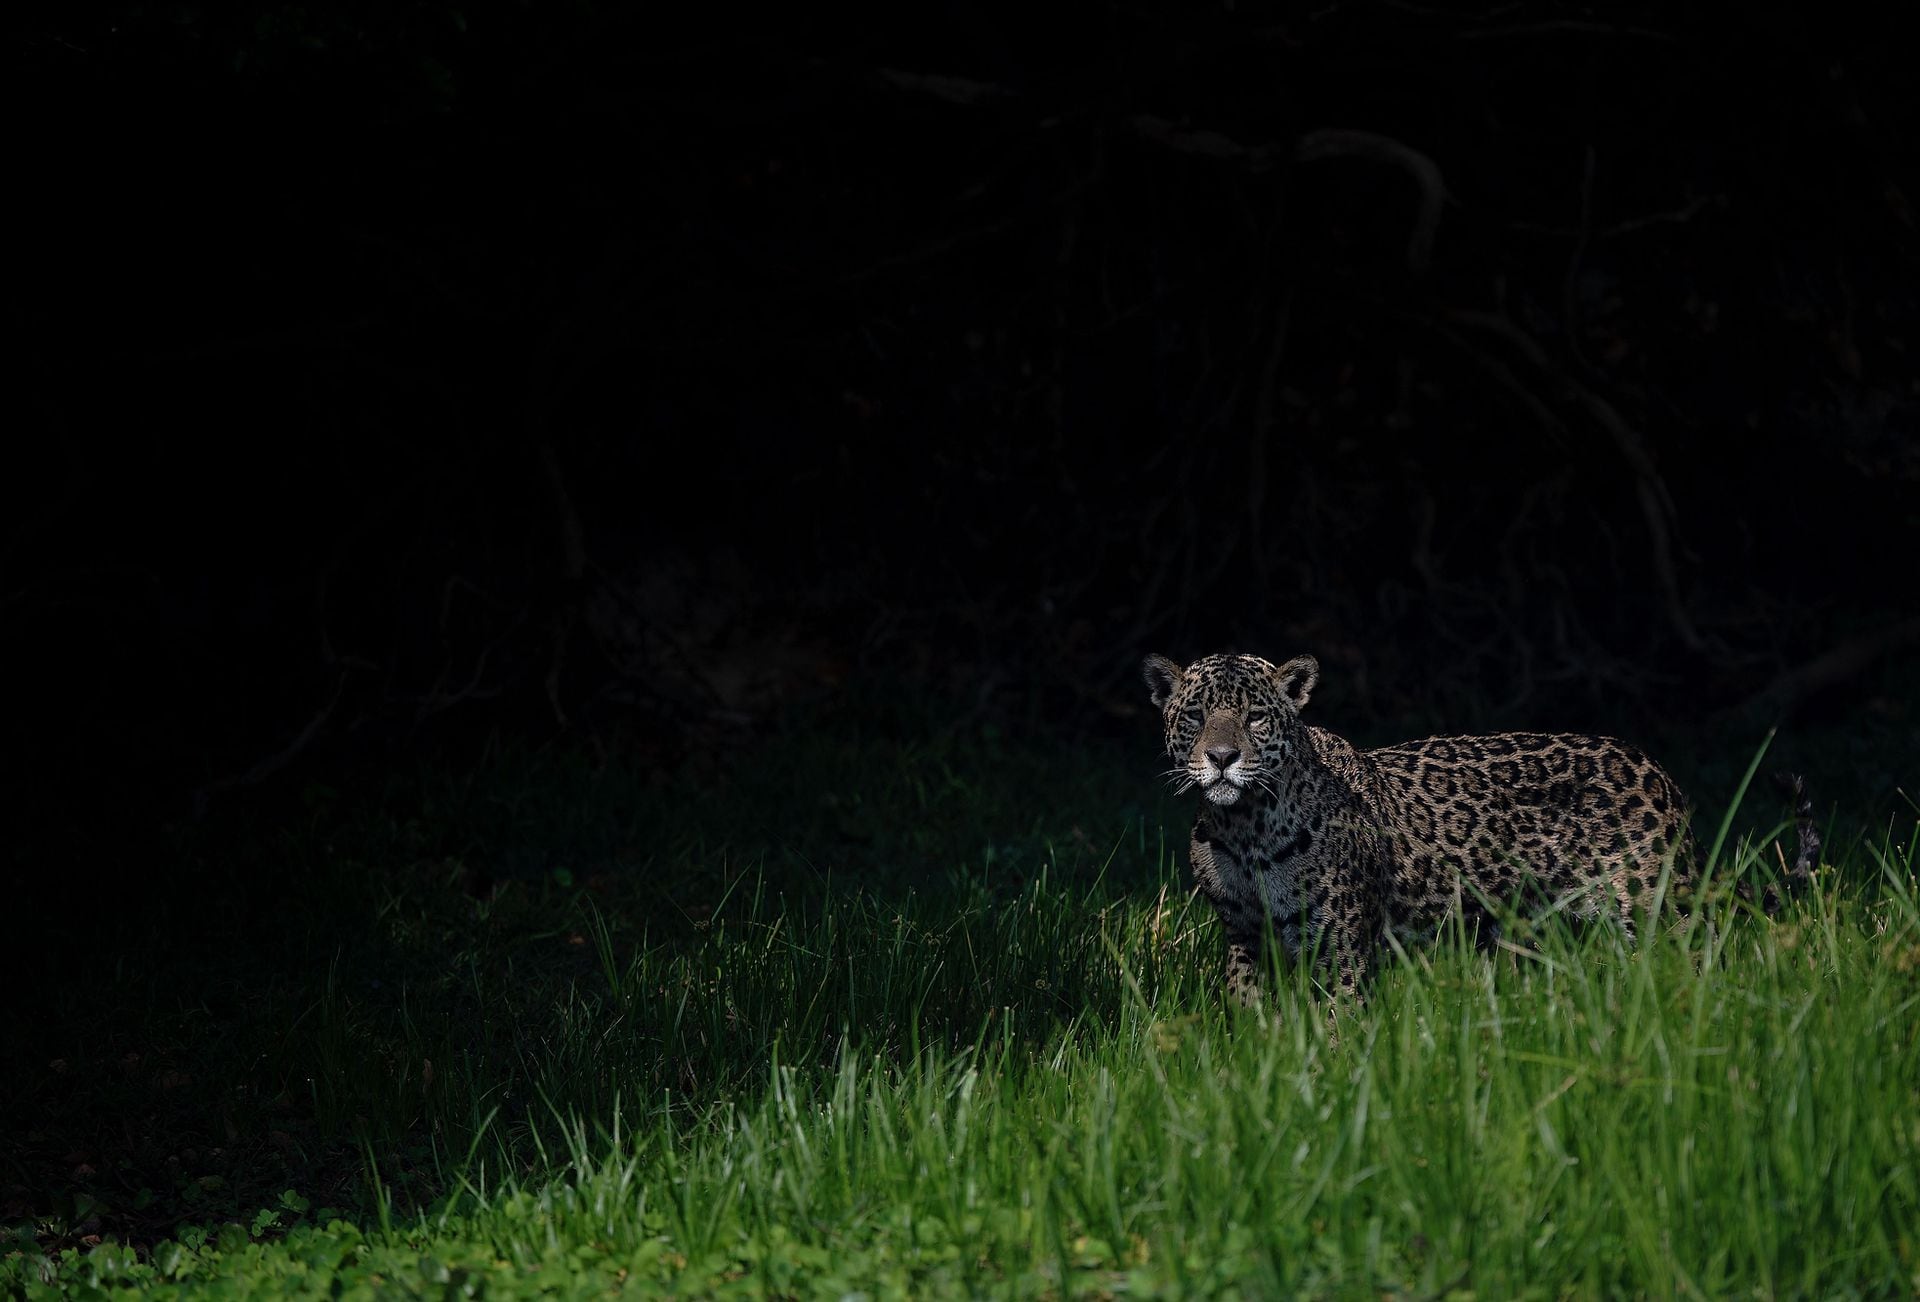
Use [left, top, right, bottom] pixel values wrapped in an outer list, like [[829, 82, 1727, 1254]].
[[1140, 652, 1318, 808]]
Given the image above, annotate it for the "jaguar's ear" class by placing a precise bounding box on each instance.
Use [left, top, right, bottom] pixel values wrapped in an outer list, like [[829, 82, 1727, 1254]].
[[1271, 655, 1319, 711], [1141, 654, 1185, 710]]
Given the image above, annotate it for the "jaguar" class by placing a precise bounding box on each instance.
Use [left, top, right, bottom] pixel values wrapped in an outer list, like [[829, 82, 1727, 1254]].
[[1143, 650, 1816, 1007]]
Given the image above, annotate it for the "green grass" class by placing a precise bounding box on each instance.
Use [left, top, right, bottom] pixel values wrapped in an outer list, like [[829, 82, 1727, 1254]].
[[6, 721, 1919, 1296]]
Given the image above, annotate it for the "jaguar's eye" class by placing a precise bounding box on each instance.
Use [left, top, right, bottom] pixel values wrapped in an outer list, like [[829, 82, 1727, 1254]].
[[1182, 708, 1204, 729], [1248, 711, 1271, 733]]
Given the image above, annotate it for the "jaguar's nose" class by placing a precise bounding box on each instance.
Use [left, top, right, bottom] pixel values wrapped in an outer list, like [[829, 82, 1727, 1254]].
[[1206, 745, 1241, 772]]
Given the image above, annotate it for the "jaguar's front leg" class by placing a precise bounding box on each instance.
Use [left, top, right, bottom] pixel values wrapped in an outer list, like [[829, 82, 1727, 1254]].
[[1224, 933, 1263, 1009], [1190, 830, 1262, 1007], [1319, 880, 1380, 1022]]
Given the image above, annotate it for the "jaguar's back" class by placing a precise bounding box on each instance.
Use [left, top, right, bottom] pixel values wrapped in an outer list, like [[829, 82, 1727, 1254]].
[[1360, 731, 1693, 941]]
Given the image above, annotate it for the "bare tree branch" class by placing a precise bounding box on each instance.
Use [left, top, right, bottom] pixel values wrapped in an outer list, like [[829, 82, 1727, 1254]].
[[1295, 128, 1447, 272], [877, 67, 1020, 107], [193, 669, 352, 816], [1449, 308, 1715, 657], [1736, 617, 1920, 720], [1128, 115, 1285, 169]]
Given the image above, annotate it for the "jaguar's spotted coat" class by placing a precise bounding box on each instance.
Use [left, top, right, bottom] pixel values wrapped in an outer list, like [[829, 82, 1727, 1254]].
[[1142, 651, 1815, 1008]]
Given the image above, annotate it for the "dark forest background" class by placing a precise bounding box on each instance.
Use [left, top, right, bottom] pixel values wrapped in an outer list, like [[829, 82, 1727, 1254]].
[[11, 0, 1919, 852]]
